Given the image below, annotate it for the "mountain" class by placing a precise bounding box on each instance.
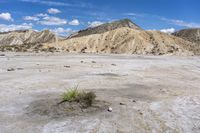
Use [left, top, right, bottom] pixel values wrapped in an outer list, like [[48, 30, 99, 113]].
[[0, 19, 199, 55], [173, 28, 200, 43], [172, 28, 200, 55], [0, 29, 58, 46], [45, 27, 193, 55], [67, 19, 142, 39]]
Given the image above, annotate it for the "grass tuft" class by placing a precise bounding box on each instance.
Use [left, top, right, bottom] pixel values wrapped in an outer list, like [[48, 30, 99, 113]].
[[62, 86, 79, 102], [61, 86, 96, 107]]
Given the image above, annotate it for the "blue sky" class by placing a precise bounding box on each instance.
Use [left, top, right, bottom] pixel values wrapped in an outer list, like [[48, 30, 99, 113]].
[[0, 0, 200, 35]]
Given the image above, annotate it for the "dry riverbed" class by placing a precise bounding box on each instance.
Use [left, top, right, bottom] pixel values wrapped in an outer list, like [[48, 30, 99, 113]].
[[0, 52, 200, 133]]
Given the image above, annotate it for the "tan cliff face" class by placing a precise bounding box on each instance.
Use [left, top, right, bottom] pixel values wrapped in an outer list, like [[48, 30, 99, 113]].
[[45, 27, 194, 55], [0, 29, 58, 46]]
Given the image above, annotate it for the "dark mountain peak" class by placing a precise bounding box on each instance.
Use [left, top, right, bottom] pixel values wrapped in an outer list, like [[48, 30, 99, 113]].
[[173, 28, 200, 43], [68, 19, 142, 39]]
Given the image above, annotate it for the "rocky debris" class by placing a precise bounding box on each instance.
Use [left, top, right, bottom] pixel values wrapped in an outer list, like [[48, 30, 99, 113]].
[[0, 54, 5, 56], [67, 19, 142, 39]]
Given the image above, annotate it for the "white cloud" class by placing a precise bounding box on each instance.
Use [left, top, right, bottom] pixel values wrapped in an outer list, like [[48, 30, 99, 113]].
[[160, 28, 175, 34], [47, 8, 61, 14], [35, 13, 48, 17], [20, 0, 69, 6], [39, 16, 67, 26], [19, 0, 92, 8], [123, 12, 144, 17], [171, 19, 200, 28], [24, 16, 39, 21], [50, 27, 75, 36], [0, 12, 13, 21], [88, 21, 104, 27], [0, 23, 32, 32], [69, 19, 80, 26], [161, 17, 200, 28]]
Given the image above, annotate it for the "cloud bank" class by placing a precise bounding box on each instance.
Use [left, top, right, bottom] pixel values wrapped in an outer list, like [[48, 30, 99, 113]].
[[0, 12, 13, 21], [0, 23, 32, 32]]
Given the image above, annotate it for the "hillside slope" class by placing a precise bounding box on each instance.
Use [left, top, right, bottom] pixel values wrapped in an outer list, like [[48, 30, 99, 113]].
[[173, 28, 200, 43], [173, 29, 200, 54], [46, 27, 193, 55], [0, 29, 58, 46]]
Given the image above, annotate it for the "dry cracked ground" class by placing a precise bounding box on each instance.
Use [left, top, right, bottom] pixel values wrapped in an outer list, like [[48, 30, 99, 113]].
[[0, 52, 200, 133]]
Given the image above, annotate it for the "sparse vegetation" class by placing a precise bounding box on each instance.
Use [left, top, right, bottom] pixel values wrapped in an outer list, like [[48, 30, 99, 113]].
[[60, 86, 96, 107], [62, 87, 79, 102]]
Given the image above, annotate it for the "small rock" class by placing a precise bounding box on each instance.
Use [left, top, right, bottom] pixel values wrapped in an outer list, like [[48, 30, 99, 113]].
[[91, 61, 96, 63], [64, 65, 70, 68], [0, 54, 5, 56], [132, 100, 136, 103], [80, 61, 84, 63], [111, 64, 117, 66], [7, 68, 15, 71], [17, 68, 24, 70], [108, 107, 112, 112], [120, 103, 126, 105]]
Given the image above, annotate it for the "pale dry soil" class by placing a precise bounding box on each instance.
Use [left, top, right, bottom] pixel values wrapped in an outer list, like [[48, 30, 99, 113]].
[[0, 52, 200, 133]]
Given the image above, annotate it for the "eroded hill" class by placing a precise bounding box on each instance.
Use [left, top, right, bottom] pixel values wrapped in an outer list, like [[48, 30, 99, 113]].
[[45, 27, 193, 55]]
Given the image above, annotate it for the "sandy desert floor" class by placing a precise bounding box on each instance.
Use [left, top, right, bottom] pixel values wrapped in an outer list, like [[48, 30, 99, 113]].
[[0, 52, 200, 133]]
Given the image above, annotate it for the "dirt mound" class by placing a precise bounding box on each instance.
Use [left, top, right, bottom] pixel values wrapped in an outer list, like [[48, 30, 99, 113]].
[[68, 19, 142, 39], [46, 27, 194, 55], [25, 97, 109, 118]]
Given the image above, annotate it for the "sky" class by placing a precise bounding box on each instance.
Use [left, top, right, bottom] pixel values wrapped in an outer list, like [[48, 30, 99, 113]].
[[0, 0, 200, 36]]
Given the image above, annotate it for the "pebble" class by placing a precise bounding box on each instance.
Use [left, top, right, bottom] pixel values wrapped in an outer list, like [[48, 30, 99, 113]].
[[64, 65, 70, 68], [132, 100, 136, 103], [7, 68, 15, 71], [17, 68, 24, 70], [108, 107, 112, 112], [120, 102, 126, 105]]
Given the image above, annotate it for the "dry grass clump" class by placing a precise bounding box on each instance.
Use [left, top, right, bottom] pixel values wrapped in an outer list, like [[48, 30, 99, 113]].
[[61, 87, 96, 107]]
